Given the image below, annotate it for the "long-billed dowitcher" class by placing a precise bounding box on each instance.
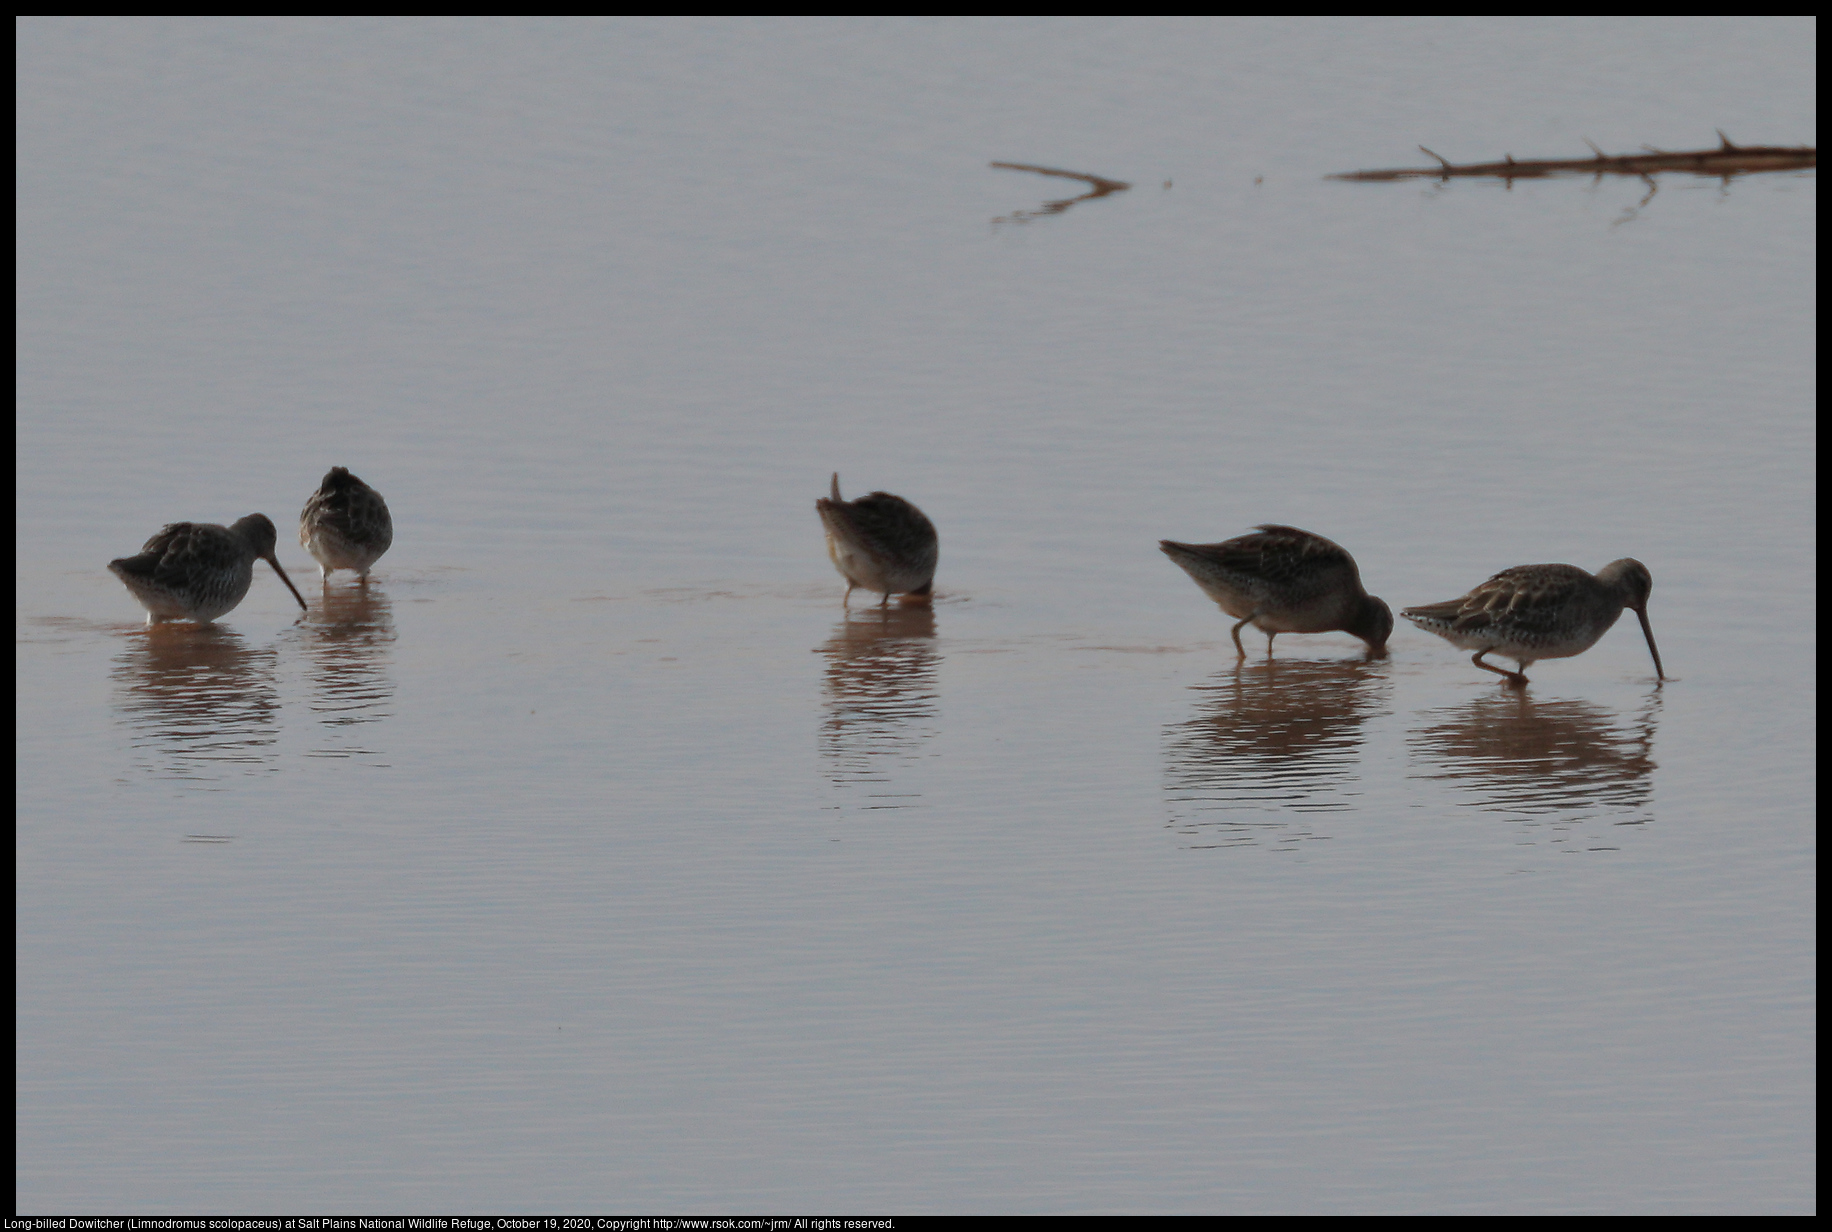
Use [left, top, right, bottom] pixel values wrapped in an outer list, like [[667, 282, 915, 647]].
[[815, 473, 938, 607], [1401, 559, 1666, 686], [109, 514, 308, 625], [300, 466, 393, 583], [1160, 525, 1393, 658]]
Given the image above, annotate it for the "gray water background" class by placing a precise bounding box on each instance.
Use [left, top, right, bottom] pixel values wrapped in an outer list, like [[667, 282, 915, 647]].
[[16, 16, 1816, 1213]]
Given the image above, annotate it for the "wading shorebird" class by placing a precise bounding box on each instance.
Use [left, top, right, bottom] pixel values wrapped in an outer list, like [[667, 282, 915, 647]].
[[109, 514, 308, 625], [815, 473, 938, 607], [300, 466, 394, 584], [1160, 525, 1392, 658], [1401, 559, 1666, 687]]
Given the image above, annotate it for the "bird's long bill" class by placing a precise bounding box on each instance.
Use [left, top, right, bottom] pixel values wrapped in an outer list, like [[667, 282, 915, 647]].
[[1634, 606, 1665, 681], [265, 556, 310, 612]]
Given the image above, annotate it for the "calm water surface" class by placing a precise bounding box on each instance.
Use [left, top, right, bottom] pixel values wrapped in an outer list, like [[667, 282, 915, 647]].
[[17, 17, 1815, 1213]]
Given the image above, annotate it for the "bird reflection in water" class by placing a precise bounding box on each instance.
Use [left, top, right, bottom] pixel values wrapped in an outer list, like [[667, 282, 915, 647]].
[[1163, 658, 1390, 849], [111, 624, 281, 782], [816, 604, 939, 810], [1409, 691, 1660, 847], [302, 584, 396, 765]]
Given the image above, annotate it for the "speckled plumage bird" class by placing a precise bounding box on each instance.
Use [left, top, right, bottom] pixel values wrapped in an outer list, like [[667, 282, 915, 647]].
[[1401, 559, 1665, 686], [109, 514, 308, 625], [300, 467, 393, 583], [1160, 525, 1392, 658], [815, 473, 938, 607]]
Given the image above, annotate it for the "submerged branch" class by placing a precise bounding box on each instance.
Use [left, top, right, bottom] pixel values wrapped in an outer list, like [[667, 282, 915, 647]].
[[991, 162, 1131, 223], [1329, 133, 1814, 183]]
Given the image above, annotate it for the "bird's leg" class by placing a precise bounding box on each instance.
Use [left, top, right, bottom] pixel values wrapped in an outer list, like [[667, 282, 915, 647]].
[[1229, 615, 1256, 659], [1265, 631, 1277, 657], [842, 583, 853, 608], [1472, 651, 1529, 686], [880, 591, 890, 609]]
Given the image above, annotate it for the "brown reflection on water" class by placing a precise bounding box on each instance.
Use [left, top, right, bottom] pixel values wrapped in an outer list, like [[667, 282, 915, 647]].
[[990, 161, 1132, 224], [816, 605, 939, 810], [1409, 692, 1660, 845], [302, 585, 396, 765], [110, 624, 281, 782], [1163, 658, 1390, 849]]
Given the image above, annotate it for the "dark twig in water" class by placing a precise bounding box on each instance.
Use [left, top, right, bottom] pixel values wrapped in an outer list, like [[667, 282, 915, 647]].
[[991, 161, 1131, 223], [1330, 132, 1814, 183]]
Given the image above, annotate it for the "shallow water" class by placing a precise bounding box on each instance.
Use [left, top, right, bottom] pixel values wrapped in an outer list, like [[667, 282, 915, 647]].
[[17, 17, 1815, 1213]]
